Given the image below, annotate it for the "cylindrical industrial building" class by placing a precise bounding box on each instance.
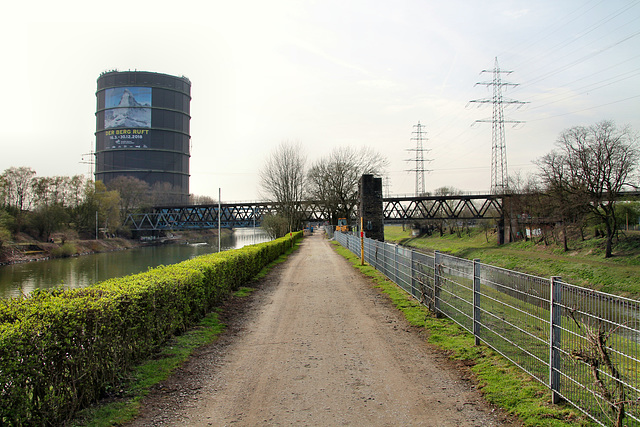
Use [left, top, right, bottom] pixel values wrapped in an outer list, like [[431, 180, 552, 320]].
[[95, 70, 191, 204]]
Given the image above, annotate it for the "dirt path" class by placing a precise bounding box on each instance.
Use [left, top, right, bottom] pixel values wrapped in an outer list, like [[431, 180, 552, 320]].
[[129, 232, 518, 426]]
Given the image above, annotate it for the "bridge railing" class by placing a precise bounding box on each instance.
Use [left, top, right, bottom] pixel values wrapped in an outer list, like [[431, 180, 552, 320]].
[[335, 232, 640, 426]]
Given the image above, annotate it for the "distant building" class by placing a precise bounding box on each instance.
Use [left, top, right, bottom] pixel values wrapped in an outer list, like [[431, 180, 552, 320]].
[[95, 70, 191, 204]]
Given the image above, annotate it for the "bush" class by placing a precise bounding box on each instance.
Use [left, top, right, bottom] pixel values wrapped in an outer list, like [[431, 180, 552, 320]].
[[0, 231, 302, 425], [0, 210, 13, 247], [50, 242, 78, 258]]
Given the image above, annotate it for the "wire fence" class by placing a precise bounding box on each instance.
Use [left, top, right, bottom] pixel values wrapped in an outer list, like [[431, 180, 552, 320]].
[[336, 232, 640, 426]]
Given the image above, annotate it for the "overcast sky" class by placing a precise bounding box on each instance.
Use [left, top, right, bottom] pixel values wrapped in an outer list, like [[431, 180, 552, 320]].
[[1, 0, 639, 201]]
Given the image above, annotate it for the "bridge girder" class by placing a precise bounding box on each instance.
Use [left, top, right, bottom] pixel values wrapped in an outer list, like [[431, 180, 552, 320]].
[[383, 194, 503, 223], [125, 194, 505, 231]]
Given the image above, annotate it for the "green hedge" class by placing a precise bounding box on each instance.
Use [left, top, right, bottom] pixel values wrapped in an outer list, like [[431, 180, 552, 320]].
[[0, 231, 302, 425]]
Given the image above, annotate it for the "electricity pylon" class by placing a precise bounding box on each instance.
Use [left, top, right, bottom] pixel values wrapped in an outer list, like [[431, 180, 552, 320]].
[[406, 121, 431, 196], [470, 57, 526, 194]]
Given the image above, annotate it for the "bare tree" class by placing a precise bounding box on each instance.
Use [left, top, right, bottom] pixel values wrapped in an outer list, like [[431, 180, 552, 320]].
[[505, 172, 564, 245], [67, 175, 87, 208], [260, 213, 289, 240], [0, 167, 36, 213], [190, 194, 216, 205], [107, 176, 151, 222], [307, 146, 388, 224], [429, 186, 463, 236], [259, 141, 307, 233], [150, 182, 184, 207], [535, 152, 592, 248], [536, 121, 639, 257], [29, 175, 87, 209], [0, 167, 36, 231]]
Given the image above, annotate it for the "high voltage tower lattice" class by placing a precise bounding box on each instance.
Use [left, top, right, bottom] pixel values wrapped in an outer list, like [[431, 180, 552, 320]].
[[406, 121, 431, 196], [470, 57, 527, 194]]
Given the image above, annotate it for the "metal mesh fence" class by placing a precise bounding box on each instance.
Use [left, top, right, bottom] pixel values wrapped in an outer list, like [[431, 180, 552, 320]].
[[335, 232, 640, 426]]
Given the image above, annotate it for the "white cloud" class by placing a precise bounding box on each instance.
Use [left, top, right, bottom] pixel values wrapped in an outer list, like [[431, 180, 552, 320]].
[[503, 9, 531, 19]]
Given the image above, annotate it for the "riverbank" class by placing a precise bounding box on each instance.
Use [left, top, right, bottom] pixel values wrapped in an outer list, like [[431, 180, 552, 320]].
[[0, 229, 230, 266]]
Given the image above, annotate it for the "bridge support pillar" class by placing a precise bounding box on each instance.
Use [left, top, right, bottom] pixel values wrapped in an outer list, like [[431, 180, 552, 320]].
[[359, 174, 384, 242], [498, 194, 510, 245], [497, 218, 505, 245]]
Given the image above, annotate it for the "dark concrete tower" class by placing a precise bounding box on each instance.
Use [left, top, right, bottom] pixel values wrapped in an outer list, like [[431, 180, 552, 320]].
[[359, 174, 384, 241]]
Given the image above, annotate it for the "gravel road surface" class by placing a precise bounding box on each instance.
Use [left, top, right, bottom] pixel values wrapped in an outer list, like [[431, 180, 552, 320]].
[[129, 231, 519, 426]]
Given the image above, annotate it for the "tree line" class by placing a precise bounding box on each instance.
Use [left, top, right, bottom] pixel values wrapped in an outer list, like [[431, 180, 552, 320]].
[[0, 169, 214, 246], [416, 121, 640, 258], [511, 120, 639, 258], [3, 120, 636, 256]]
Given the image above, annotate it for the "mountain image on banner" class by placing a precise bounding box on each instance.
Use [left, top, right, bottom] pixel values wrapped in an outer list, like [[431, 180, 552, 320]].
[[105, 89, 151, 129]]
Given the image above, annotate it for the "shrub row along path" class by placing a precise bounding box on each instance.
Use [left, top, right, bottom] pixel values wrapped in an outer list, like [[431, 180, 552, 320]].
[[129, 232, 518, 426]]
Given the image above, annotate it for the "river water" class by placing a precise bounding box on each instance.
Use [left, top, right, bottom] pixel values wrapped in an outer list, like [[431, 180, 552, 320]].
[[0, 228, 271, 299]]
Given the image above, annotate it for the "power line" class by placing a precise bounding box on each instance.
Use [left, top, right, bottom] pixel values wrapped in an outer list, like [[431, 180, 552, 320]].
[[526, 68, 640, 111], [509, 1, 639, 74], [514, 28, 640, 92], [496, 0, 606, 65], [528, 94, 640, 121]]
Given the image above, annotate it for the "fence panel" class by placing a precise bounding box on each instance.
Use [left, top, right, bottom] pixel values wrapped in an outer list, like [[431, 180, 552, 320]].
[[434, 253, 474, 332], [556, 283, 640, 426], [411, 251, 435, 310], [478, 264, 551, 384]]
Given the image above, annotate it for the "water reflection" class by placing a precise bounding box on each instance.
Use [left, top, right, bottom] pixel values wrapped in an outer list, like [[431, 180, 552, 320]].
[[0, 228, 270, 298]]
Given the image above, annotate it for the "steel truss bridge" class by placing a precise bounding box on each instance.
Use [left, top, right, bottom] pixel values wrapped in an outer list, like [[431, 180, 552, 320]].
[[125, 194, 504, 231], [383, 194, 502, 223], [125, 201, 332, 231]]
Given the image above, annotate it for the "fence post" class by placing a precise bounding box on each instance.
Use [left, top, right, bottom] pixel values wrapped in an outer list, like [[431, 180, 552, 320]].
[[383, 242, 388, 277], [410, 249, 417, 298], [360, 217, 364, 266], [550, 276, 562, 404], [434, 250, 441, 316], [374, 240, 379, 270], [394, 244, 399, 285], [385, 243, 390, 279], [473, 259, 481, 346]]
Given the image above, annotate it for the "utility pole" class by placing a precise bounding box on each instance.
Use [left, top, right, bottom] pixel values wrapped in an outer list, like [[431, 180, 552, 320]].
[[81, 142, 95, 179], [470, 57, 527, 194], [406, 121, 431, 196]]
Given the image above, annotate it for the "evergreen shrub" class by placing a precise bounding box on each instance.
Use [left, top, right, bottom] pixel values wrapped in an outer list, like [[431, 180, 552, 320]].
[[0, 231, 301, 424]]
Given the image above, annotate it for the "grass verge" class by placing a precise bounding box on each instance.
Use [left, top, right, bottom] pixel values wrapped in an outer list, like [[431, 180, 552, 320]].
[[385, 225, 640, 298], [330, 240, 592, 427], [72, 240, 303, 426]]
